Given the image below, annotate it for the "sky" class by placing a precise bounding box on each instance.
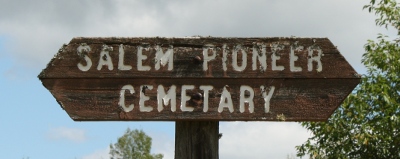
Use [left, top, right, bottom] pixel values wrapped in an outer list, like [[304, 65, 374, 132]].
[[0, 0, 396, 159]]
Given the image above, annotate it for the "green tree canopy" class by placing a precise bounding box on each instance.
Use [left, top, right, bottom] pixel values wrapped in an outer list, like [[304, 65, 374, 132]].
[[110, 128, 163, 159], [296, 0, 400, 158]]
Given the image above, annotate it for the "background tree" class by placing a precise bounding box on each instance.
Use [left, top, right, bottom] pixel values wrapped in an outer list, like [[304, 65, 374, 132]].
[[296, 0, 400, 158], [110, 128, 163, 159]]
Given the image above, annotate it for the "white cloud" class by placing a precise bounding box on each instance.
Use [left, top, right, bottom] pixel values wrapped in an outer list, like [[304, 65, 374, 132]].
[[81, 147, 110, 159], [149, 132, 175, 159], [47, 126, 87, 143], [219, 122, 311, 159], [0, 0, 387, 76], [81, 131, 174, 159]]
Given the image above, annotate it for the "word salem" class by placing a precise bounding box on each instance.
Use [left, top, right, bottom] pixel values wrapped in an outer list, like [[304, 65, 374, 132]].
[[119, 84, 275, 113], [76, 43, 323, 72]]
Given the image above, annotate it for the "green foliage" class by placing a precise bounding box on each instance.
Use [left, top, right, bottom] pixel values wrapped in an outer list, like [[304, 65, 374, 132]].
[[364, 0, 400, 33], [296, 0, 400, 158], [110, 128, 163, 159]]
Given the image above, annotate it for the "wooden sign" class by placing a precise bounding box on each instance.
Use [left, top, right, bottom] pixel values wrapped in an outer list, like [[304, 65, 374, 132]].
[[39, 37, 360, 121]]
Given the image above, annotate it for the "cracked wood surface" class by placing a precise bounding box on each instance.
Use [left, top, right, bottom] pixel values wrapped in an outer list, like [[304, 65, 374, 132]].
[[39, 37, 360, 121]]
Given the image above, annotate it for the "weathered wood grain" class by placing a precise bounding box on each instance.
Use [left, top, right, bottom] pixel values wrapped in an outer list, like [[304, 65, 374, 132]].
[[39, 37, 360, 121], [41, 78, 359, 121], [39, 37, 357, 79], [175, 121, 219, 159]]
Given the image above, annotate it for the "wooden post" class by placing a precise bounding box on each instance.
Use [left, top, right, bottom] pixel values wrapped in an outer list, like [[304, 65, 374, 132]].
[[175, 121, 219, 159]]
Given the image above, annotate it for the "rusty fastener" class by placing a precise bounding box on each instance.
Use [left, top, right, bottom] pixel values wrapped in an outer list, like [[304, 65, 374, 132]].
[[191, 92, 202, 100], [190, 92, 203, 106]]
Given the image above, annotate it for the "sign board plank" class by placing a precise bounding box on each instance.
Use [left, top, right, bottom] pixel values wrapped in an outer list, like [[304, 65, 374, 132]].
[[39, 37, 360, 121], [40, 37, 355, 79]]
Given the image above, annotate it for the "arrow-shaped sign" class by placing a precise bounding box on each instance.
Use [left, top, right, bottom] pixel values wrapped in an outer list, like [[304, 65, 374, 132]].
[[39, 37, 360, 121]]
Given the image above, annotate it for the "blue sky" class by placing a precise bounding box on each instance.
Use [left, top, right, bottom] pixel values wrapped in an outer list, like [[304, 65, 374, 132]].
[[0, 0, 397, 159], [0, 33, 175, 158], [0, 50, 175, 158]]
